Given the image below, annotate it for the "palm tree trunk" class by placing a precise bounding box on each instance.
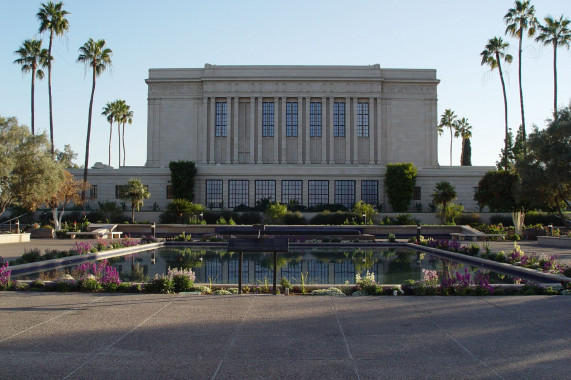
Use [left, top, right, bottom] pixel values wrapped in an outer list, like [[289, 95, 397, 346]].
[[48, 31, 54, 157], [553, 42, 558, 116], [108, 120, 113, 166], [518, 36, 526, 156], [496, 53, 509, 170], [449, 128, 453, 166], [117, 120, 121, 167], [31, 67, 36, 135], [122, 122, 126, 167], [131, 206, 135, 224], [82, 65, 97, 202]]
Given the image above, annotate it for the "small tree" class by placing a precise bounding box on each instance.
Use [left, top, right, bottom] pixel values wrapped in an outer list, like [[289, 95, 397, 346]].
[[265, 203, 288, 223], [119, 178, 150, 223], [0, 116, 63, 216], [353, 200, 376, 224], [432, 181, 457, 224], [474, 170, 527, 234], [46, 171, 89, 231], [384, 163, 417, 212], [166, 199, 204, 224]]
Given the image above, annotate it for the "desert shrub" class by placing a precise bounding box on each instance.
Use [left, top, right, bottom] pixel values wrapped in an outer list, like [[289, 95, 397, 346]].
[[80, 278, 101, 292], [19, 249, 41, 264], [309, 211, 359, 225], [145, 275, 174, 294], [169, 267, 195, 293], [455, 213, 483, 225], [394, 214, 416, 225], [282, 211, 307, 225], [311, 287, 345, 296]]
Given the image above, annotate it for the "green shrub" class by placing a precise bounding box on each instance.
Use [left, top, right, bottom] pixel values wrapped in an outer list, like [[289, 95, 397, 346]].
[[80, 278, 101, 292], [384, 163, 417, 212], [20, 249, 41, 264], [395, 214, 416, 225], [309, 211, 359, 225], [283, 211, 307, 225], [388, 233, 396, 243], [174, 232, 192, 242], [455, 213, 483, 225], [145, 276, 174, 294], [172, 275, 193, 293], [311, 287, 345, 296], [169, 161, 197, 201]]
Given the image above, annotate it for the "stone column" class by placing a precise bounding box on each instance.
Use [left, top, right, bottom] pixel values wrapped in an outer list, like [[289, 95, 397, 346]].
[[297, 97, 303, 164], [233, 97, 239, 163], [376, 97, 382, 164], [353, 98, 359, 164], [281, 97, 287, 163], [305, 97, 310, 164], [202, 97, 208, 163], [273, 97, 279, 164], [226, 97, 231, 163], [329, 97, 334, 164], [257, 96, 263, 164], [321, 97, 327, 164], [209, 97, 215, 164], [249, 97, 255, 163], [345, 97, 351, 164], [369, 97, 375, 164]]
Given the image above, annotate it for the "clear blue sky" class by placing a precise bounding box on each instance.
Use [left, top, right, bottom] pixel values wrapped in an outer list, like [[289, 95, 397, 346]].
[[2, 0, 571, 168]]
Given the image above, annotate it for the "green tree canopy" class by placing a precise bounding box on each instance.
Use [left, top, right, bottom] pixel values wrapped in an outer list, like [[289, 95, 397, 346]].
[[119, 178, 150, 223], [0, 116, 64, 216], [169, 161, 197, 201], [166, 199, 204, 224], [516, 106, 571, 223], [384, 163, 417, 212]]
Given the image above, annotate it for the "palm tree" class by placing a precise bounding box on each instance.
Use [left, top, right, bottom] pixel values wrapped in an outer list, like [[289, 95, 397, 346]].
[[504, 0, 538, 154], [119, 178, 151, 223], [101, 101, 119, 166], [536, 15, 571, 115], [454, 118, 472, 166], [481, 37, 513, 170], [432, 181, 457, 224], [114, 99, 128, 167], [437, 109, 457, 166], [121, 106, 133, 167], [77, 38, 112, 201], [37, 1, 70, 156], [13, 39, 50, 135]]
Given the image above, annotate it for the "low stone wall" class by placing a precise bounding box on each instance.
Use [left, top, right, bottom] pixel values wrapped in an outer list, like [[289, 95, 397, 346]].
[[537, 236, 571, 248], [0, 233, 31, 244]]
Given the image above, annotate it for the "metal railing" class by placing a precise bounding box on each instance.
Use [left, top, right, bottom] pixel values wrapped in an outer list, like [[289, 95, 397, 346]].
[[0, 213, 29, 233]]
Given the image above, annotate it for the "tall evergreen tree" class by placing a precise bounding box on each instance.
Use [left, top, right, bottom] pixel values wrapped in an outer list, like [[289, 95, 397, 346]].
[[77, 39, 112, 200], [504, 1, 538, 155], [37, 1, 70, 156], [13, 39, 49, 135], [481, 37, 513, 170], [536, 15, 571, 115]]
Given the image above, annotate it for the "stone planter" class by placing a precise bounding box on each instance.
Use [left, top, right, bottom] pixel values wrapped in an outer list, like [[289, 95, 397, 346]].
[[537, 236, 571, 248], [30, 228, 55, 239]]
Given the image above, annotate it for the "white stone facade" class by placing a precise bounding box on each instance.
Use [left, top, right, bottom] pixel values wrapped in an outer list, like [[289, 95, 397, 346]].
[[74, 64, 493, 212]]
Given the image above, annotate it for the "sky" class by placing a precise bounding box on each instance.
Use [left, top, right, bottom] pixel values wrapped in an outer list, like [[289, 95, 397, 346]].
[[2, 0, 571, 168]]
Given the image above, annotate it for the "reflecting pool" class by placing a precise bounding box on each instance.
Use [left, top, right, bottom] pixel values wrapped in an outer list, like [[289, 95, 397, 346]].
[[13, 246, 519, 286]]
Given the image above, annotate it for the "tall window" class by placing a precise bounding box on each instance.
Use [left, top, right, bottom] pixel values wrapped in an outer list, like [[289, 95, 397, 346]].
[[357, 102, 369, 137], [335, 180, 355, 208], [262, 102, 274, 137], [228, 259, 249, 284], [308, 260, 329, 284], [413, 186, 421, 201], [115, 185, 126, 199], [166, 185, 173, 200], [89, 185, 98, 200], [310, 102, 322, 137], [334, 261, 355, 284], [361, 180, 378, 205], [333, 102, 345, 137], [206, 180, 223, 207], [280, 262, 301, 283], [286, 102, 298, 137], [255, 180, 276, 203], [281, 180, 302, 205], [229, 180, 249, 208], [308, 180, 328, 207], [215, 101, 227, 137]]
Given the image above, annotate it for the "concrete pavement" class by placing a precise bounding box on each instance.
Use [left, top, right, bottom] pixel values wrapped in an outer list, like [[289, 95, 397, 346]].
[[0, 293, 569, 379]]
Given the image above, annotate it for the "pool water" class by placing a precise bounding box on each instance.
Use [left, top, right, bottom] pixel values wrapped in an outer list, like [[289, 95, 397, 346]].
[[13, 246, 518, 286]]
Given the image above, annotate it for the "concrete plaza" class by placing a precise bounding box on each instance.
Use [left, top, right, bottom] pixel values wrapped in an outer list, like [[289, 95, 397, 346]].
[[0, 293, 569, 379]]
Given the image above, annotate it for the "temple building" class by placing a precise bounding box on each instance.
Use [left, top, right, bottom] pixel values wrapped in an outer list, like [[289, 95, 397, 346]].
[[75, 64, 493, 212]]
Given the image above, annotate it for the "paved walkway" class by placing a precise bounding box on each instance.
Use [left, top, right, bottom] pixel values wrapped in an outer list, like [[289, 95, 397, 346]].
[[0, 293, 569, 379]]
